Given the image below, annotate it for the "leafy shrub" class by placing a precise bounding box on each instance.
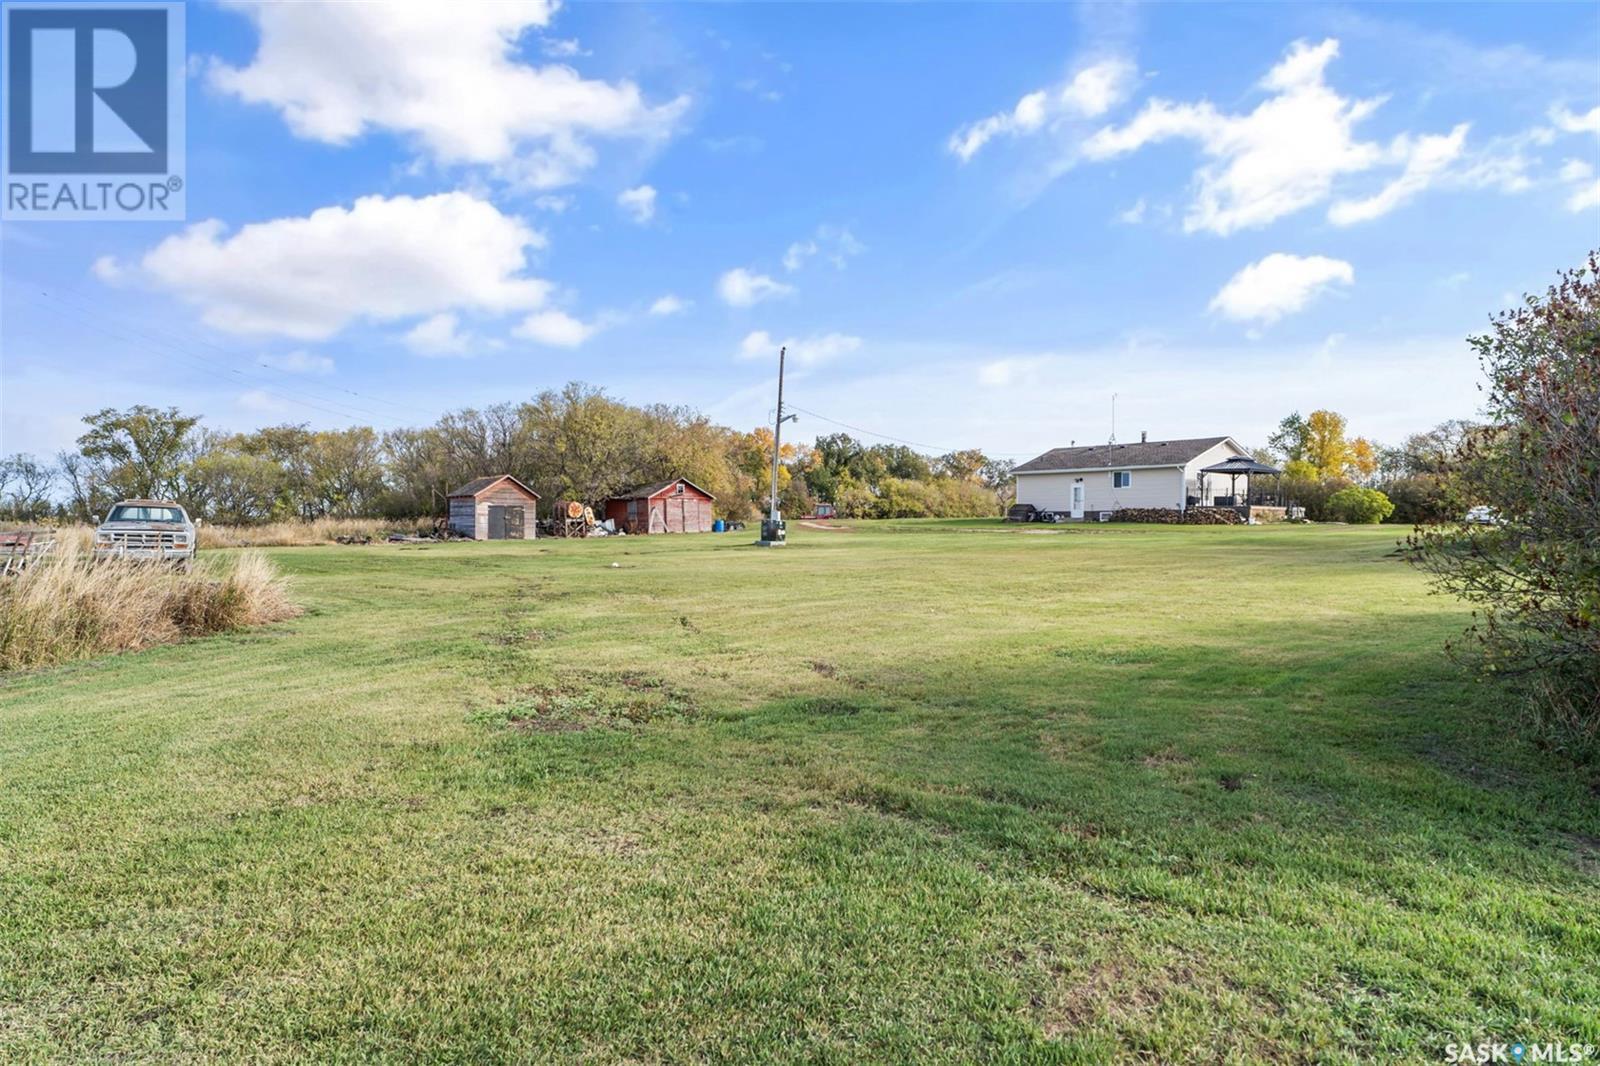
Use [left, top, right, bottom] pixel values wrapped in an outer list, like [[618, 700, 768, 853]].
[[1281, 464, 1353, 521], [1378, 475, 1453, 524], [834, 477, 997, 519], [1326, 486, 1395, 524], [1412, 254, 1600, 757]]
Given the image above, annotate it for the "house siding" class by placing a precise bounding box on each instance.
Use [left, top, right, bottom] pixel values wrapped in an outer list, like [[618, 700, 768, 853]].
[[1015, 467, 1186, 514], [1181, 441, 1254, 505]]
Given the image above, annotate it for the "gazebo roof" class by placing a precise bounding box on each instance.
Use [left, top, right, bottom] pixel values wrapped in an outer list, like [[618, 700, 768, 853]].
[[1198, 456, 1282, 475]]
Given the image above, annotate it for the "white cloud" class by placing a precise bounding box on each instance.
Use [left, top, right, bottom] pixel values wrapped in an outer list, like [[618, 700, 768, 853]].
[[236, 389, 288, 414], [1550, 104, 1600, 137], [717, 268, 794, 307], [1209, 253, 1354, 325], [1115, 198, 1147, 224], [947, 58, 1139, 161], [1559, 159, 1600, 211], [976, 356, 1049, 387], [403, 312, 473, 357], [113, 192, 550, 341], [783, 225, 865, 272], [259, 350, 335, 375], [90, 255, 123, 283], [210, 2, 688, 188], [738, 330, 861, 366], [649, 294, 689, 316], [1329, 123, 1469, 225], [533, 193, 574, 213], [1083, 38, 1474, 234], [1451, 128, 1549, 195], [949, 57, 1135, 162], [617, 184, 657, 223], [515, 309, 597, 347], [541, 37, 588, 59]]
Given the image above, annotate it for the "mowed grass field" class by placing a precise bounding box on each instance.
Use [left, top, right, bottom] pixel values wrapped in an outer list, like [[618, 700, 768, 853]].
[[2, 521, 1596, 1062]]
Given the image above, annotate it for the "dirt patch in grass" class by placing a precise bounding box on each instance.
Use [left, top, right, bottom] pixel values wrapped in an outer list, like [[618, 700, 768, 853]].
[[473, 671, 698, 733], [808, 659, 838, 678], [800, 696, 864, 716], [484, 628, 547, 646], [1025, 948, 1252, 1046], [1418, 734, 1529, 791], [1567, 833, 1600, 877], [1141, 746, 1193, 769]]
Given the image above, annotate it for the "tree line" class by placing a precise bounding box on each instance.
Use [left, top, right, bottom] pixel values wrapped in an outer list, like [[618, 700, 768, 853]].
[[0, 382, 1015, 524], [1251, 408, 1487, 524]]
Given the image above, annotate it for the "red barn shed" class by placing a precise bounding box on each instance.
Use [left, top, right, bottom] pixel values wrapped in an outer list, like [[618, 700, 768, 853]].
[[606, 478, 716, 534]]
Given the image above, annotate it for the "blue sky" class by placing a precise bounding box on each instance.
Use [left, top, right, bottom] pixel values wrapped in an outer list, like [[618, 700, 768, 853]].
[[3, 0, 1597, 462]]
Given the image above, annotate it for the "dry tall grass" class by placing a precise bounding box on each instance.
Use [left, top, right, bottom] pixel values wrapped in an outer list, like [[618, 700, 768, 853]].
[[0, 545, 299, 671], [198, 517, 436, 548], [39, 517, 437, 550]]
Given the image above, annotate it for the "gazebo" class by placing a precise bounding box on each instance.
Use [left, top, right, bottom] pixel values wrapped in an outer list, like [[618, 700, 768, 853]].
[[1197, 455, 1284, 513]]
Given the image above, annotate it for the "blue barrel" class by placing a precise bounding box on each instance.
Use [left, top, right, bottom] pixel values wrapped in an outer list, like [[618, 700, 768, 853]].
[[713, 519, 725, 533]]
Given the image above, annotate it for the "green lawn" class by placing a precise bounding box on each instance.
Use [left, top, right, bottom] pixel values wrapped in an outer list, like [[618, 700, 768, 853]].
[[2, 521, 1595, 1062]]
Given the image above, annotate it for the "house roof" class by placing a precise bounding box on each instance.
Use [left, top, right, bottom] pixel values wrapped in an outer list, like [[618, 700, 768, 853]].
[[1014, 437, 1237, 473], [611, 477, 716, 501], [446, 474, 540, 499]]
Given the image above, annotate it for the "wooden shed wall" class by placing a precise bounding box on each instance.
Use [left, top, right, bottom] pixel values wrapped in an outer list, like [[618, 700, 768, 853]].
[[448, 482, 539, 540], [606, 483, 714, 534]]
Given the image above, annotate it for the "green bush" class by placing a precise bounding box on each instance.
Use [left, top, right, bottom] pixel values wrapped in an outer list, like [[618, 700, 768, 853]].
[[1326, 486, 1395, 524]]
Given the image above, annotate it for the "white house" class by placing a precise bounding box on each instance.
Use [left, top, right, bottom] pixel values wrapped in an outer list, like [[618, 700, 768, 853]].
[[1012, 435, 1255, 518]]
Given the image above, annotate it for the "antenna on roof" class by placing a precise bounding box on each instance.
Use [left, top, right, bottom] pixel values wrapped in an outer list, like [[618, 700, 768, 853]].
[[1109, 393, 1117, 446]]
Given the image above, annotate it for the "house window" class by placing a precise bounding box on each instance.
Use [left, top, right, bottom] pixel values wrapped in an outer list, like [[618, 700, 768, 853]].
[[674, 482, 685, 494], [1113, 471, 1132, 488]]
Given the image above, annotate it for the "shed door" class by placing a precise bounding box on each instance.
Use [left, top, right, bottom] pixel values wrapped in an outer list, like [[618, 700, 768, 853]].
[[650, 501, 666, 533], [487, 505, 523, 540]]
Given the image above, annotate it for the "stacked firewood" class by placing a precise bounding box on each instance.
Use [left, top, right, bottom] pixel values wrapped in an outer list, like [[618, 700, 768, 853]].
[[1111, 507, 1243, 525]]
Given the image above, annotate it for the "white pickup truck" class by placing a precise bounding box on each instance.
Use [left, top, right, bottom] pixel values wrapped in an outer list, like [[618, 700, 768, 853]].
[[93, 500, 198, 568]]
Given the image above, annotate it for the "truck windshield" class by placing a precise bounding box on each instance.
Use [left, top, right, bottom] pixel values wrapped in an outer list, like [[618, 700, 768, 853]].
[[107, 506, 186, 523]]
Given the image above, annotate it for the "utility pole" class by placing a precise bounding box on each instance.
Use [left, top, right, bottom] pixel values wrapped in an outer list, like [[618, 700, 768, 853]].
[[761, 345, 797, 546]]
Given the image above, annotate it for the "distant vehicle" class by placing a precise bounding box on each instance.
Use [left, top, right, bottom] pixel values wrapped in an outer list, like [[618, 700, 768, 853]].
[[1006, 503, 1038, 522], [94, 500, 198, 568], [804, 503, 837, 519], [1464, 505, 1500, 526]]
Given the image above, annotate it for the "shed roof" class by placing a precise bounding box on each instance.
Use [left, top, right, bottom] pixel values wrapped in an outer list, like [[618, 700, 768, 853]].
[[1014, 437, 1238, 473], [447, 474, 541, 500], [611, 477, 716, 501]]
